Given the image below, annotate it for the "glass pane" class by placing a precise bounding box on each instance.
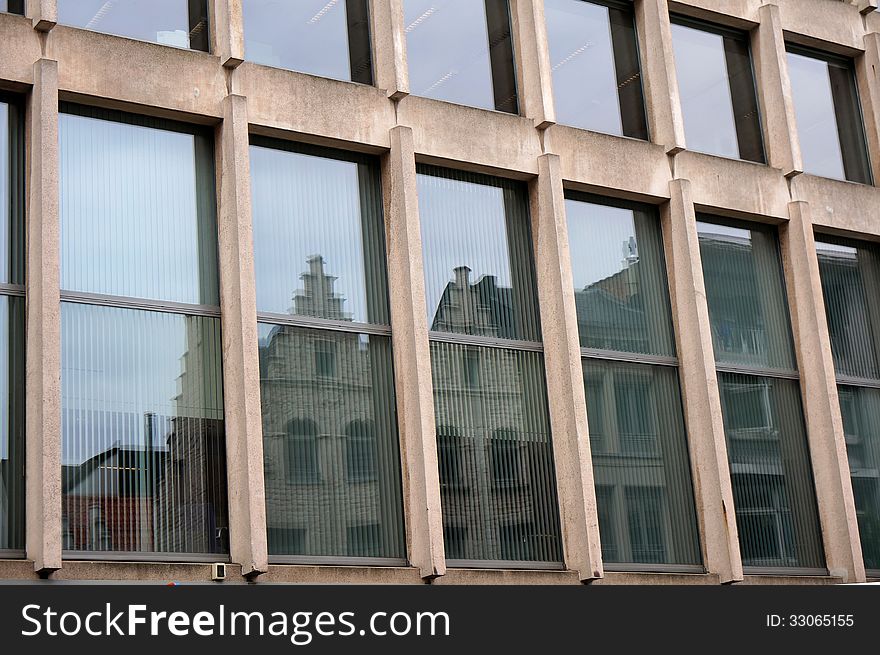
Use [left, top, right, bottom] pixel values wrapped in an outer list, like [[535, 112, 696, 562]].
[[0, 101, 23, 286], [566, 196, 676, 357], [259, 324, 405, 559], [719, 372, 825, 569], [546, 0, 647, 139], [418, 166, 541, 342], [250, 142, 388, 325], [61, 303, 227, 555], [697, 219, 797, 371], [60, 107, 218, 306], [404, 0, 517, 113], [58, 0, 208, 50], [0, 296, 24, 551], [243, 0, 372, 84], [837, 385, 880, 573], [584, 359, 701, 566], [432, 341, 563, 563]]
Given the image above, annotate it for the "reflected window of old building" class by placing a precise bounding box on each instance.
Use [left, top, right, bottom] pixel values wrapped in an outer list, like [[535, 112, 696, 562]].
[[698, 217, 825, 572], [251, 139, 405, 564], [243, 0, 372, 84], [546, 0, 648, 139], [59, 105, 228, 558], [0, 97, 23, 557], [816, 236, 880, 576], [787, 46, 872, 184], [404, 0, 518, 113], [670, 17, 765, 162], [419, 166, 563, 567], [58, 0, 209, 51], [566, 194, 702, 570]]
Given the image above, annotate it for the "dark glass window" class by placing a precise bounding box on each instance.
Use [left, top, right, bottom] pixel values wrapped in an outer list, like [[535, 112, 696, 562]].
[[698, 217, 825, 571], [404, 0, 518, 113], [1, 2, 23, 14], [58, 0, 209, 51], [816, 236, 880, 575], [787, 47, 872, 184], [671, 18, 764, 163], [243, 0, 372, 84], [252, 139, 405, 562], [419, 166, 562, 566], [567, 194, 702, 569], [546, 0, 648, 139]]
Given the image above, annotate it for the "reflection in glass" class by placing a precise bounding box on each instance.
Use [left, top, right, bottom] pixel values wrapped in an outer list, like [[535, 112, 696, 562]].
[[0, 101, 23, 286], [259, 324, 405, 559], [61, 303, 227, 555], [58, 0, 209, 50], [719, 373, 824, 569], [418, 166, 540, 342], [404, 0, 518, 113], [432, 342, 562, 564], [546, 0, 647, 139], [697, 219, 797, 372], [60, 107, 218, 305], [0, 297, 24, 552], [243, 0, 372, 83]]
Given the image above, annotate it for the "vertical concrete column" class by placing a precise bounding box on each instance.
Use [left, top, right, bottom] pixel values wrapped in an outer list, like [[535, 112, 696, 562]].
[[661, 179, 742, 583], [752, 4, 803, 177], [779, 202, 866, 583], [212, 0, 245, 68], [530, 154, 602, 581], [26, 0, 56, 31], [216, 94, 268, 578], [25, 58, 61, 574], [853, 1, 877, 15], [856, 32, 880, 182], [511, 0, 556, 129], [381, 126, 444, 579], [634, 0, 686, 154], [371, 0, 409, 100]]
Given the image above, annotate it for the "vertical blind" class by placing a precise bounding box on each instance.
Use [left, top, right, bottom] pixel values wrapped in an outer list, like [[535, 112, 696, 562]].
[[698, 218, 825, 570], [251, 140, 405, 561]]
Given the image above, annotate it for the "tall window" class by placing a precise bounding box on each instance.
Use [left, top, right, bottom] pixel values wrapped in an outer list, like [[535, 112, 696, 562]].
[[58, 0, 209, 51], [0, 98, 23, 556], [567, 194, 701, 570], [418, 166, 563, 567], [251, 139, 405, 563], [670, 17, 764, 163], [697, 217, 824, 572], [60, 106, 227, 558], [243, 0, 372, 84], [545, 0, 648, 140], [816, 236, 880, 576], [404, 0, 518, 113], [787, 46, 872, 184]]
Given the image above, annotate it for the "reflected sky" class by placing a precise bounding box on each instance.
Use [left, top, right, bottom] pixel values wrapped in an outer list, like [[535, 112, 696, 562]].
[[58, 0, 194, 48], [566, 200, 639, 290]]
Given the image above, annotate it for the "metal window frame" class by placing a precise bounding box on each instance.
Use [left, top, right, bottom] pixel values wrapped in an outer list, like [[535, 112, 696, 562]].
[[63, 550, 231, 564], [0, 549, 25, 559], [258, 311, 390, 337], [742, 565, 830, 577], [0, 283, 24, 297], [603, 562, 706, 574], [428, 330, 544, 353], [268, 555, 408, 568], [60, 290, 220, 318], [582, 347, 678, 368], [446, 558, 566, 571]]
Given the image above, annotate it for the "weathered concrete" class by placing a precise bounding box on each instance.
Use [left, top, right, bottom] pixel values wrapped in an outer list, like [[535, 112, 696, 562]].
[[775, 0, 865, 54], [370, 0, 409, 100], [0, 13, 41, 87], [511, 0, 555, 130], [791, 173, 880, 237], [856, 32, 880, 184], [211, 0, 244, 68], [26, 0, 55, 32], [434, 568, 580, 585], [593, 571, 721, 585]]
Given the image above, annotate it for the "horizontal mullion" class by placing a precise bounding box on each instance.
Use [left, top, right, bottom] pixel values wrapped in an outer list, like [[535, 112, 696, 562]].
[[0, 282, 25, 297], [742, 566, 830, 578], [257, 312, 391, 336], [62, 550, 231, 564], [428, 331, 544, 352], [715, 364, 800, 381], [268, 555, 408, 568], [60, 290, 221, 317], [581, 348, 679, 367], [445, 559, 565, 571], [603, 562, 706, 575], [835, 374, 880, 390]]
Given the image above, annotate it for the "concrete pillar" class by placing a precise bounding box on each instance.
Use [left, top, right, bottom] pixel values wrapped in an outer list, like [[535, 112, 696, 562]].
[[634, 0, 686, 154], [216, 94, 268, 578], [211, 0, 245, 68], [381, 126, 444, 579], [26, 0, 55, 31], [511, 0, 556, 130], [370, 0, 409, 100], [856, 32, 880, 184], [25, 58, 61, 574], [779, 201, 866, 583], [853, 1, 877, 15], [530, 154, 602, 581], [661, 179, 743, 583], [752, 4, 803, 177]]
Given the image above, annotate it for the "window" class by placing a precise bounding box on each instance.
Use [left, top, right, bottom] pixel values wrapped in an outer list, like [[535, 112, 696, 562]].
[[252, 139, 405, 563], [698, 217, 824, 572], [404, 0, 518, 113], [566, 194, 702, 569], [670, 17, 764, 162], [243, 0, 372, 84], [787, 46, 872, 184], [60, 106, 227, 557], [545, 0, 648, 139], [1, 2, 23, 14], [0, 98, 23, 556], [816, 236, 880, 575], [419, 166, 562, 566]]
